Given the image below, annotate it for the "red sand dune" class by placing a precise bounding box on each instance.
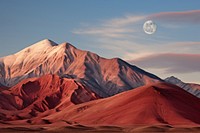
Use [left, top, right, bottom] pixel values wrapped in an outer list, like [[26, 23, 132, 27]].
[[45, 82, 200, 126]]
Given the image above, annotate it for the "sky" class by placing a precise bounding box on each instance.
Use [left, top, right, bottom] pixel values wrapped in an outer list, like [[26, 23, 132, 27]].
[[0, 0, 200, 83]]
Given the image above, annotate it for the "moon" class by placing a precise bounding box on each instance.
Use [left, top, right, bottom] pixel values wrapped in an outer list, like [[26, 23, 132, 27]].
[[143, 20, 157, 35]]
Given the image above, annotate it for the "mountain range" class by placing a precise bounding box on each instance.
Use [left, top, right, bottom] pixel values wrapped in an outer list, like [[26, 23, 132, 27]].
[[0, 39, 161, 97], [0, 39, 200, 132]]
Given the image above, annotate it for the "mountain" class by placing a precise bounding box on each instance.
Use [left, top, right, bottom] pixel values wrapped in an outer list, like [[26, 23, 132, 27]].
[[0, 39, 161, 97], [0, 74, 99, 121], [49, 82, 200, 126], [0, 39, 200, 130], [165, 76, 200, 98]]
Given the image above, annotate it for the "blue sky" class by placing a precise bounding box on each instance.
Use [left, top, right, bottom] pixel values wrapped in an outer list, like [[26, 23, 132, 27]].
[[0, 0, 200, 83]]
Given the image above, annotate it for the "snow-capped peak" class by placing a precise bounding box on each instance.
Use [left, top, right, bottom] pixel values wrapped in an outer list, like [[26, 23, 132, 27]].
[[32, 39, 58, 47], [0, 39, 161, 97], [23, 39, 57, 50]]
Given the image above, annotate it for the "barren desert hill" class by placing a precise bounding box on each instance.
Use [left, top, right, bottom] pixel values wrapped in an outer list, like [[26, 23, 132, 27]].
[[1, 78, 200, 127], [48, 82, 200, 126], [0, 39, 161, 98]]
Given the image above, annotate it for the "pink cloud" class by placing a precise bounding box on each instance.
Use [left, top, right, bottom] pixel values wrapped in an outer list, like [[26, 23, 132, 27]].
[[148, 10, 200, 24], [129, 53, 200, 73]]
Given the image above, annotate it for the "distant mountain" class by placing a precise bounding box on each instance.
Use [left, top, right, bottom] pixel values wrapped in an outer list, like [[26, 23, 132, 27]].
[[60, 82, 200, 126], [0, 39, 161, 97], [165, 76, 200, 98]]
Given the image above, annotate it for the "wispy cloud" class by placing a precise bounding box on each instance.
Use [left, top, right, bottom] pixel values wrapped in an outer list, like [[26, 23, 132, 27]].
[[73, 27, 135, 38], [122, 41, 200, 60], [129, 53, 200, 74], [105, 15, 145, 27], [73, 15, 145, 39], [148, 10, 200, 24]]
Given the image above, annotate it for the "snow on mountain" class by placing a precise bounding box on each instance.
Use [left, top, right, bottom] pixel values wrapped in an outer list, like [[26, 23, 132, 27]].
[[165, 76, 200, 98], [0, 39, 161, 97]]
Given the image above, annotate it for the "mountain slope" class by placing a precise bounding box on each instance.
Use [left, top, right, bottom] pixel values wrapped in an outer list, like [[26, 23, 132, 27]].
[[0, 39, 161, 97], [45, 82, 200, 126], [165, 76, 200, 98], [0, 74, 99, 121]]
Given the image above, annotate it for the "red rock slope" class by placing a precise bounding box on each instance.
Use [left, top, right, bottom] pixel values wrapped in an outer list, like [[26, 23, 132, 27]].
[[47, 82, 200, 126], [1, 78, 200, 126], [0, 74, 99, 121]]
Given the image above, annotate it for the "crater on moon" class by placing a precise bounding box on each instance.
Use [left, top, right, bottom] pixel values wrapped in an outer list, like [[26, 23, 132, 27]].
[[143, 20, 157, 35]]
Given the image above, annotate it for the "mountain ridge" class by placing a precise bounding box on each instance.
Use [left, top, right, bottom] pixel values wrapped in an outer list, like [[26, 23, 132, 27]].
[[165, 76, 200, 98], [0, 39, 161, 97], [0, 74, 99, 121]]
